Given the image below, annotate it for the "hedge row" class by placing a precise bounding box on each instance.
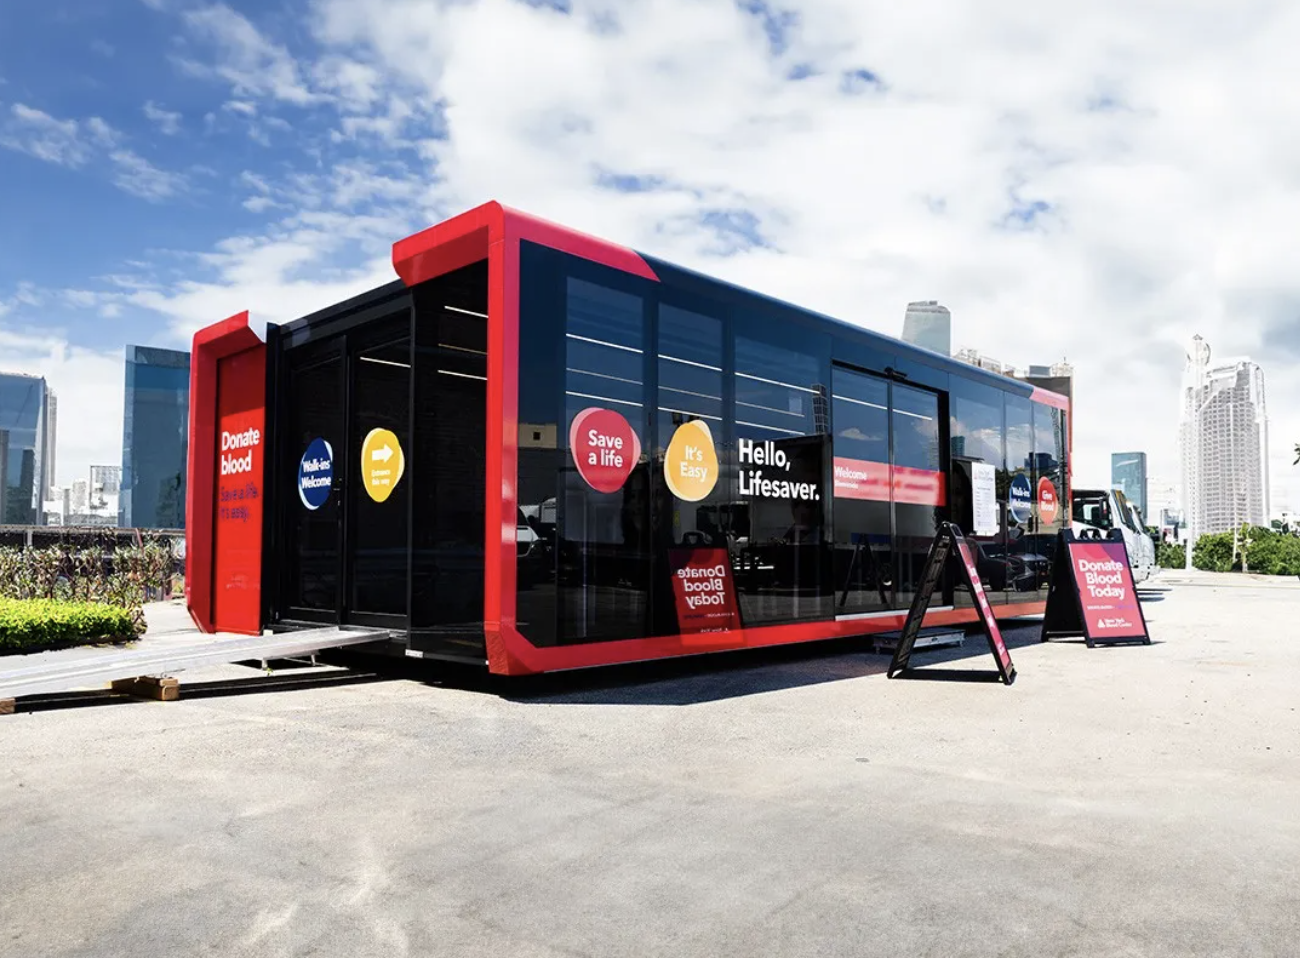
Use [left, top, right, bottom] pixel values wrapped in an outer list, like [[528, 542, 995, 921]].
[[0, 598, 143, 653], [1154, 528, 1300, 575]]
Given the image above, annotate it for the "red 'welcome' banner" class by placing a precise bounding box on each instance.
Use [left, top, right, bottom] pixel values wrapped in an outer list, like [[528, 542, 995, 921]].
[[833, 457, 946, 507]]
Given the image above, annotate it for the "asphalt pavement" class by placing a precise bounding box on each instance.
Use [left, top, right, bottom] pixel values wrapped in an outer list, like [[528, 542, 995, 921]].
[[1, 574, 1298, 958]]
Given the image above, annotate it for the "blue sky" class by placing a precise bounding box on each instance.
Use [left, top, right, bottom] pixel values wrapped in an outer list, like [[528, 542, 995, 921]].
[[1, 0, 1297, 516]]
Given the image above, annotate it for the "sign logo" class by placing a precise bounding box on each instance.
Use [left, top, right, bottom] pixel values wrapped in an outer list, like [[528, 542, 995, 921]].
[[664, 420, 719, 501], [570, 407, 640, 493], [1037, 477, 1059, 525], [1008, 473, 1033, 523], [361, 428, 405, 503], [298, 437, 333, 510]]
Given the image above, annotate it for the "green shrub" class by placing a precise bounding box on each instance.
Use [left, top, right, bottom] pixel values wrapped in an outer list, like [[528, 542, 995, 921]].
[[1193, 532, 1236, 572], [0, 598, 142, 653], [1243, 527, 1300, 575], [1157, 541, 1186, 569]]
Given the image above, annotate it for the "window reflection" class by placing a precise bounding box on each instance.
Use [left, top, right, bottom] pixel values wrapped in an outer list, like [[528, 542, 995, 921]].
[[831, 370, 893, 614], [558, 278, 650, 643], [732, 335, 831, 625]]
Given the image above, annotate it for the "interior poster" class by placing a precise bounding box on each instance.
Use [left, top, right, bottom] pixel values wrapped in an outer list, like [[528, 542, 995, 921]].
[[971, 462, 998, 536]]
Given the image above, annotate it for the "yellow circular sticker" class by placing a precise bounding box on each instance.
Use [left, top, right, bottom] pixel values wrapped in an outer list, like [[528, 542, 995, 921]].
[[361, 428, 405, 503], [664, 419, 719, 502]]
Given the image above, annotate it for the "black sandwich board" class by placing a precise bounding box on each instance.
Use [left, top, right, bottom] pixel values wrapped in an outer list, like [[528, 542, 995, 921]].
[[888, 522, 1017, 685], [1041, 528, 1151, 648]]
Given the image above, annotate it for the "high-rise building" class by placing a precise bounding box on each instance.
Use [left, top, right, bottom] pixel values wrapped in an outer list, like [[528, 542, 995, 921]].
[[0, 371, 55, 525], [120, 345, 190, 529], [901, 300, 952, 356], [1180, 337, 1269, 536], [42, 389, 57, 498], [90, 464, 121, 496], [1111, 452, 1148, 521]]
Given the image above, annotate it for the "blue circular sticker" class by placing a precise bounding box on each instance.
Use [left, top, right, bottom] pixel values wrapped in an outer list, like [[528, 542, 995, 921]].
[[298, 438, 334, 510], [1008, 473, 1033, 523]]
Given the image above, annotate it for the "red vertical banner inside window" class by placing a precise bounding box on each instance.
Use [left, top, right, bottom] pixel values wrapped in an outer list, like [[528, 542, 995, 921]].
[[212, 348, 265, 634]]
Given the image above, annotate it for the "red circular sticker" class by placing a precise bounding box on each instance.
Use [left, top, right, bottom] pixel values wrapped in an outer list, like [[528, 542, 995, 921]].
[[569, 407, 641, 493], [1037, 477, 1059, 525]]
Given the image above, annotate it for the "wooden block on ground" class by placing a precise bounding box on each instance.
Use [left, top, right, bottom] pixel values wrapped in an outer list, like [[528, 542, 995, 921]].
[[110, 676, 180, 702], [0, 698, 14, 715]]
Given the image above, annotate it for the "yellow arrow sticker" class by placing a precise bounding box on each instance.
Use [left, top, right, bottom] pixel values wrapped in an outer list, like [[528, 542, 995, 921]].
[[361, 427, 405, 503]]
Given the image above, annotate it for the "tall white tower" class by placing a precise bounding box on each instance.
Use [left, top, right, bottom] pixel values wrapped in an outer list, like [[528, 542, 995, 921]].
[[1180, 335, 1270, 550]]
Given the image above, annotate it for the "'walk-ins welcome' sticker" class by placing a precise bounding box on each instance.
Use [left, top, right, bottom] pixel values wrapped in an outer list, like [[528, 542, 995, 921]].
[[570, 407, 640, 493], [664, 420, 719, 502]]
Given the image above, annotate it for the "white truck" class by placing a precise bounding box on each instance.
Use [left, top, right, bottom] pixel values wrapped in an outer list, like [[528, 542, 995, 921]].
[[1070, 487, 1155, 584]]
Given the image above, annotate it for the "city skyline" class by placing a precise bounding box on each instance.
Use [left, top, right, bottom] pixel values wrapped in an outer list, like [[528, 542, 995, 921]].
[[0, 0, 1297, 512]]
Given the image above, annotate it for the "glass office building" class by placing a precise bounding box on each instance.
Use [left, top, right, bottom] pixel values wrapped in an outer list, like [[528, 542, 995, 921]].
[[0, 372, 54, 525], [1111, 452, 1148, 524], [121, 346, 190, 529]]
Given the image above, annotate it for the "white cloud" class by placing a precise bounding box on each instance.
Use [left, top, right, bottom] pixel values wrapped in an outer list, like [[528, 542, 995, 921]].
[[30, 0, 1300, 516], [0, 104, 187, 202], [0, 104, 111, 167], [143, 100, 183, 135], [108, 150, 189, 201], [177, 3, 326, 106]]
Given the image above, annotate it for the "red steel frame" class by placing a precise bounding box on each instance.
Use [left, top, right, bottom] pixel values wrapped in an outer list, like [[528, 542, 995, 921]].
[[186, 310, 265, 635], [391, 201, 1068, 676], [187, 201, 1070, 671]]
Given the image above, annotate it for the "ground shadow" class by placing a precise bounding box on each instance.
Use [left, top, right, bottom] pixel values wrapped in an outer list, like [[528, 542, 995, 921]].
[[379, 621, 1054, 707], [888, 668, 1006, 683]]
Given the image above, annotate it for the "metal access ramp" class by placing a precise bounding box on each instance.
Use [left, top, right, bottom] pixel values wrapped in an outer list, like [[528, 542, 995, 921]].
[[0, 626, 385, 702]]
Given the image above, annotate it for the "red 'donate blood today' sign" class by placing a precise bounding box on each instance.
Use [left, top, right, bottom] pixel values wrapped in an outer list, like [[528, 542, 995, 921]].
[[570, 406, 641, 493], [1069, 540, 1145, 638], [953, 537, 1013, 672], [669, 547, 741, 638]]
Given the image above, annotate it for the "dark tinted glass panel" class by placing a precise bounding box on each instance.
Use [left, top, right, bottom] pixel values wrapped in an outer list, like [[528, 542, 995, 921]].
[[732, 329, 832, 624], [410, 263, 487, 643], [653, 304, 727, 635], [349, 328, 410, 616], [831, 368, 893, 614], [516, 245, 564, 646], [1003, 396, 1042, 596], [949, 377, 1007, 606], [559, 276, 650, 643], [284, 355, 343, 613], [892, 384, 943, 609]]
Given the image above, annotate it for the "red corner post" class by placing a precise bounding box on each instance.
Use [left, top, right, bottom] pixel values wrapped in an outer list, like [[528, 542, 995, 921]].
[[186, 312, 267, 635]]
